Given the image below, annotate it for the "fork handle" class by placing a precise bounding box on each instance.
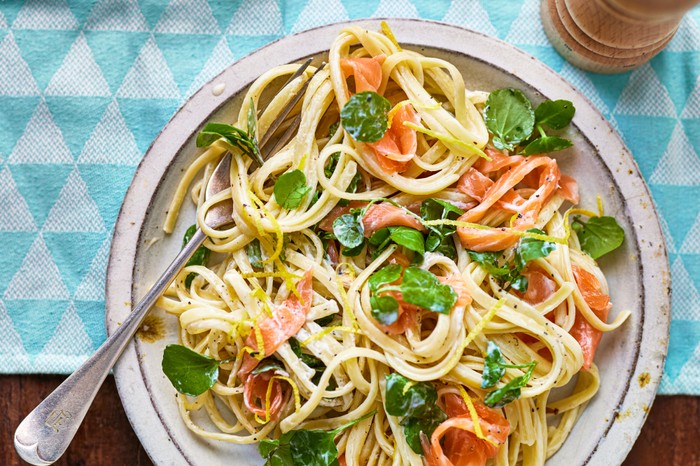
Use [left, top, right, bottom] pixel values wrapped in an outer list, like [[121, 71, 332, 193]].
[[14, 228, 207, 465]]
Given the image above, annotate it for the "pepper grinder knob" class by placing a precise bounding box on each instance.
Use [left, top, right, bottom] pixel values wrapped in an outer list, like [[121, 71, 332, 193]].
[[541, 0, 700, 73]]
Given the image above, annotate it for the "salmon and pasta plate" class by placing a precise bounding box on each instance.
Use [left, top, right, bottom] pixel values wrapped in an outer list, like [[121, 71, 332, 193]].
[[157, 23, 630, 466]]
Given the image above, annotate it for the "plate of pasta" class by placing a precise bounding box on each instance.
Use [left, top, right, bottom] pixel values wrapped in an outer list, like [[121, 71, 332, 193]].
[[106, 19, 670, 466]]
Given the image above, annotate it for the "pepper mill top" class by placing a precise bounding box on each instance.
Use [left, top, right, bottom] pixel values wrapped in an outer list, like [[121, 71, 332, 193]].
[[541, 0, 700, 73]]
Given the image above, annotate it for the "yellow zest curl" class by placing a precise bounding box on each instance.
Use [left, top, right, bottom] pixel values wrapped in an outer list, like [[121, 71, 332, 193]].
[[458, 386, 499, 447], [381, 21, 401, 51], [402, 122, 489, 160], [300, 326, 362, 346], [423, 219, 567, 244], [448, 298, 505, 367]]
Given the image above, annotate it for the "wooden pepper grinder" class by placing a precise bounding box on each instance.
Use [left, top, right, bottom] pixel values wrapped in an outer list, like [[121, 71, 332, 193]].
[[541, 0, 700, 73]]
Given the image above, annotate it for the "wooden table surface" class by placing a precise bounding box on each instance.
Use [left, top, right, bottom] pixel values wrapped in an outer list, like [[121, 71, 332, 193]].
[[3, 375, 698, 465]]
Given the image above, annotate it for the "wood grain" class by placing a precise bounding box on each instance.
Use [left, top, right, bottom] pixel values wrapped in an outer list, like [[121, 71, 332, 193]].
[[2, 375, 698, 465]]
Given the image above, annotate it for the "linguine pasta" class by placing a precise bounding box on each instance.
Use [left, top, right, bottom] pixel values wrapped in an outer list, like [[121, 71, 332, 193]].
[[157, 24, 630, 466]]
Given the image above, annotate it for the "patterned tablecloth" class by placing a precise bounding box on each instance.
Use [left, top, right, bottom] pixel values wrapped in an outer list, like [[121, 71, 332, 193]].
[[0, 0, 698, 395]]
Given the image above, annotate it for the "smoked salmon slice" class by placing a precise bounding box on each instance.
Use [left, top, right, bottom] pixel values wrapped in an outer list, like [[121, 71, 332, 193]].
[[569, 265, 612, 370], [422, 393, 509, 466], [318, 203, 426, 238], [238, 270, 314, 417], [367, 103, 421, 173], [340, 54, 385, 94]]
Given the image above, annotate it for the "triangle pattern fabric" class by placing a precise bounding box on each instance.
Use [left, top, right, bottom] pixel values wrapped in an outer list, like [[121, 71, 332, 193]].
[[154, 0, 220, 34], [0, 11, 6, 28], [45, 33, 111, 97], [12, 0, 79, 30], [649, 121, 700, 186], [84, 0, 149, 32], [671, 257, 700, 321], [43, 169, 106, 232], [0, 300, 32, 372], [658, 215, 677, 254], [666, 15, 700, 52], [7, 99, 73, 164], [78, 100, 142, 165], [0, 167, 37, 231], [558, 63, 610, 114], [186, 37, 235, 97], [74, 235, 110, 301], [665, 319, 700, 382], [291, 0, 348, 34], [227, 0, 284, 36], [3, 234, 70, 300], [0, 32, 41, 96], [442, 0, 497, 37], [42, 302, 94, 353], [504, 0, 550, 46], [372, 0, 419, 18], [681, 74, 700, 118], [681, 210, 700, 254], [613, 64, 676, 117], [116, 37, 180, 99]]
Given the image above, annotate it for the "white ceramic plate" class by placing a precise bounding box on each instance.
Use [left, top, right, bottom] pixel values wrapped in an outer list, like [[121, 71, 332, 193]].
[[106, 19, 670, 466]]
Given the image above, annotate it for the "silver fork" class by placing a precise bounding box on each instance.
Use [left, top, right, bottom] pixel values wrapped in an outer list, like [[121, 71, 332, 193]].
[[14, 59, 324, 466]]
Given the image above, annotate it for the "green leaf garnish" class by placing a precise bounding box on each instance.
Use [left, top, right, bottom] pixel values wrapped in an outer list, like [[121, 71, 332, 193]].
[[197, 122, 263, 166], [400, 267, 457, 314], [259, 412, 375, 466], [534, 99, 575, 130], [370, 294, 400, 325], [340, 91, 391, 143], [368, 264, 403, 292], [247, 239, 263, 270], [484, 88, 535, 151], [332, 213, 365, 249], [384, 373, 447, 454], [251, 358, 286, 375], [420, 198, 464, 256], [481, 340, 537, 389], [385, 373, 437, 418], [572, 216, 625, 259], [521, 136, 573, 156], [182, 224, 210, 288], [484, 361, 537, 409], [274, 169, 312, 209], [162, 344, 220, 397], [515, 228, 557, 269], [369, 226, 425, 260]]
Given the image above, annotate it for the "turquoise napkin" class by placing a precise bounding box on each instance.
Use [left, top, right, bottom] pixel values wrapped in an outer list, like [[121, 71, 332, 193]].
[[0, 0, 697, 395]]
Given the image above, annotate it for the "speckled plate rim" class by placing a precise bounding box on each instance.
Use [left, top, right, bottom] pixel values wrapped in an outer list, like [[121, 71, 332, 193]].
[[106, 18, 670, 466]]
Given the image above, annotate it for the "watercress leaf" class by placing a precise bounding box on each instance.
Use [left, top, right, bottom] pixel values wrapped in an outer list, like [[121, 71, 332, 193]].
[[368, 227, 392, 252], [248, 98, 258, 144], [481, 341, 507, 388], [368, 264, 403, 293], [484, 362, 537, 408], [341, 241, 365, 257], [370, 295, 399, 325], [259, 433, 295, 466], [289, 430, 340, 466], [420, 198, 465, 221], [315, 314, 336, 327], [162, 344, 220, 397], [510, 274, 529, 293], [274, 169, 312, 209], [434, 238, 457, 260], [400, 267, 457, 314], [534, 99, 575, 130], [468, 250, 511, 278], [247, 239, 263, 269], [340, 91, 391, 143], [333, 213, 364, 248], [484, 89, 535, 151], [251, 358, 286, 375], [515, 228, 557, 269], [329, 121, 340, 138], [388, 227, 425, 257], [182, 224, 211, 287], [324, 152, 341, 179], [400, 406, 447, 454], [385, 373, 438, 418], [197, 122, 263, 166], [289, 337, 303, 358], [572, 216, 625, 259], [521, 136, 573, 156], [289, 338, 326, 370]]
